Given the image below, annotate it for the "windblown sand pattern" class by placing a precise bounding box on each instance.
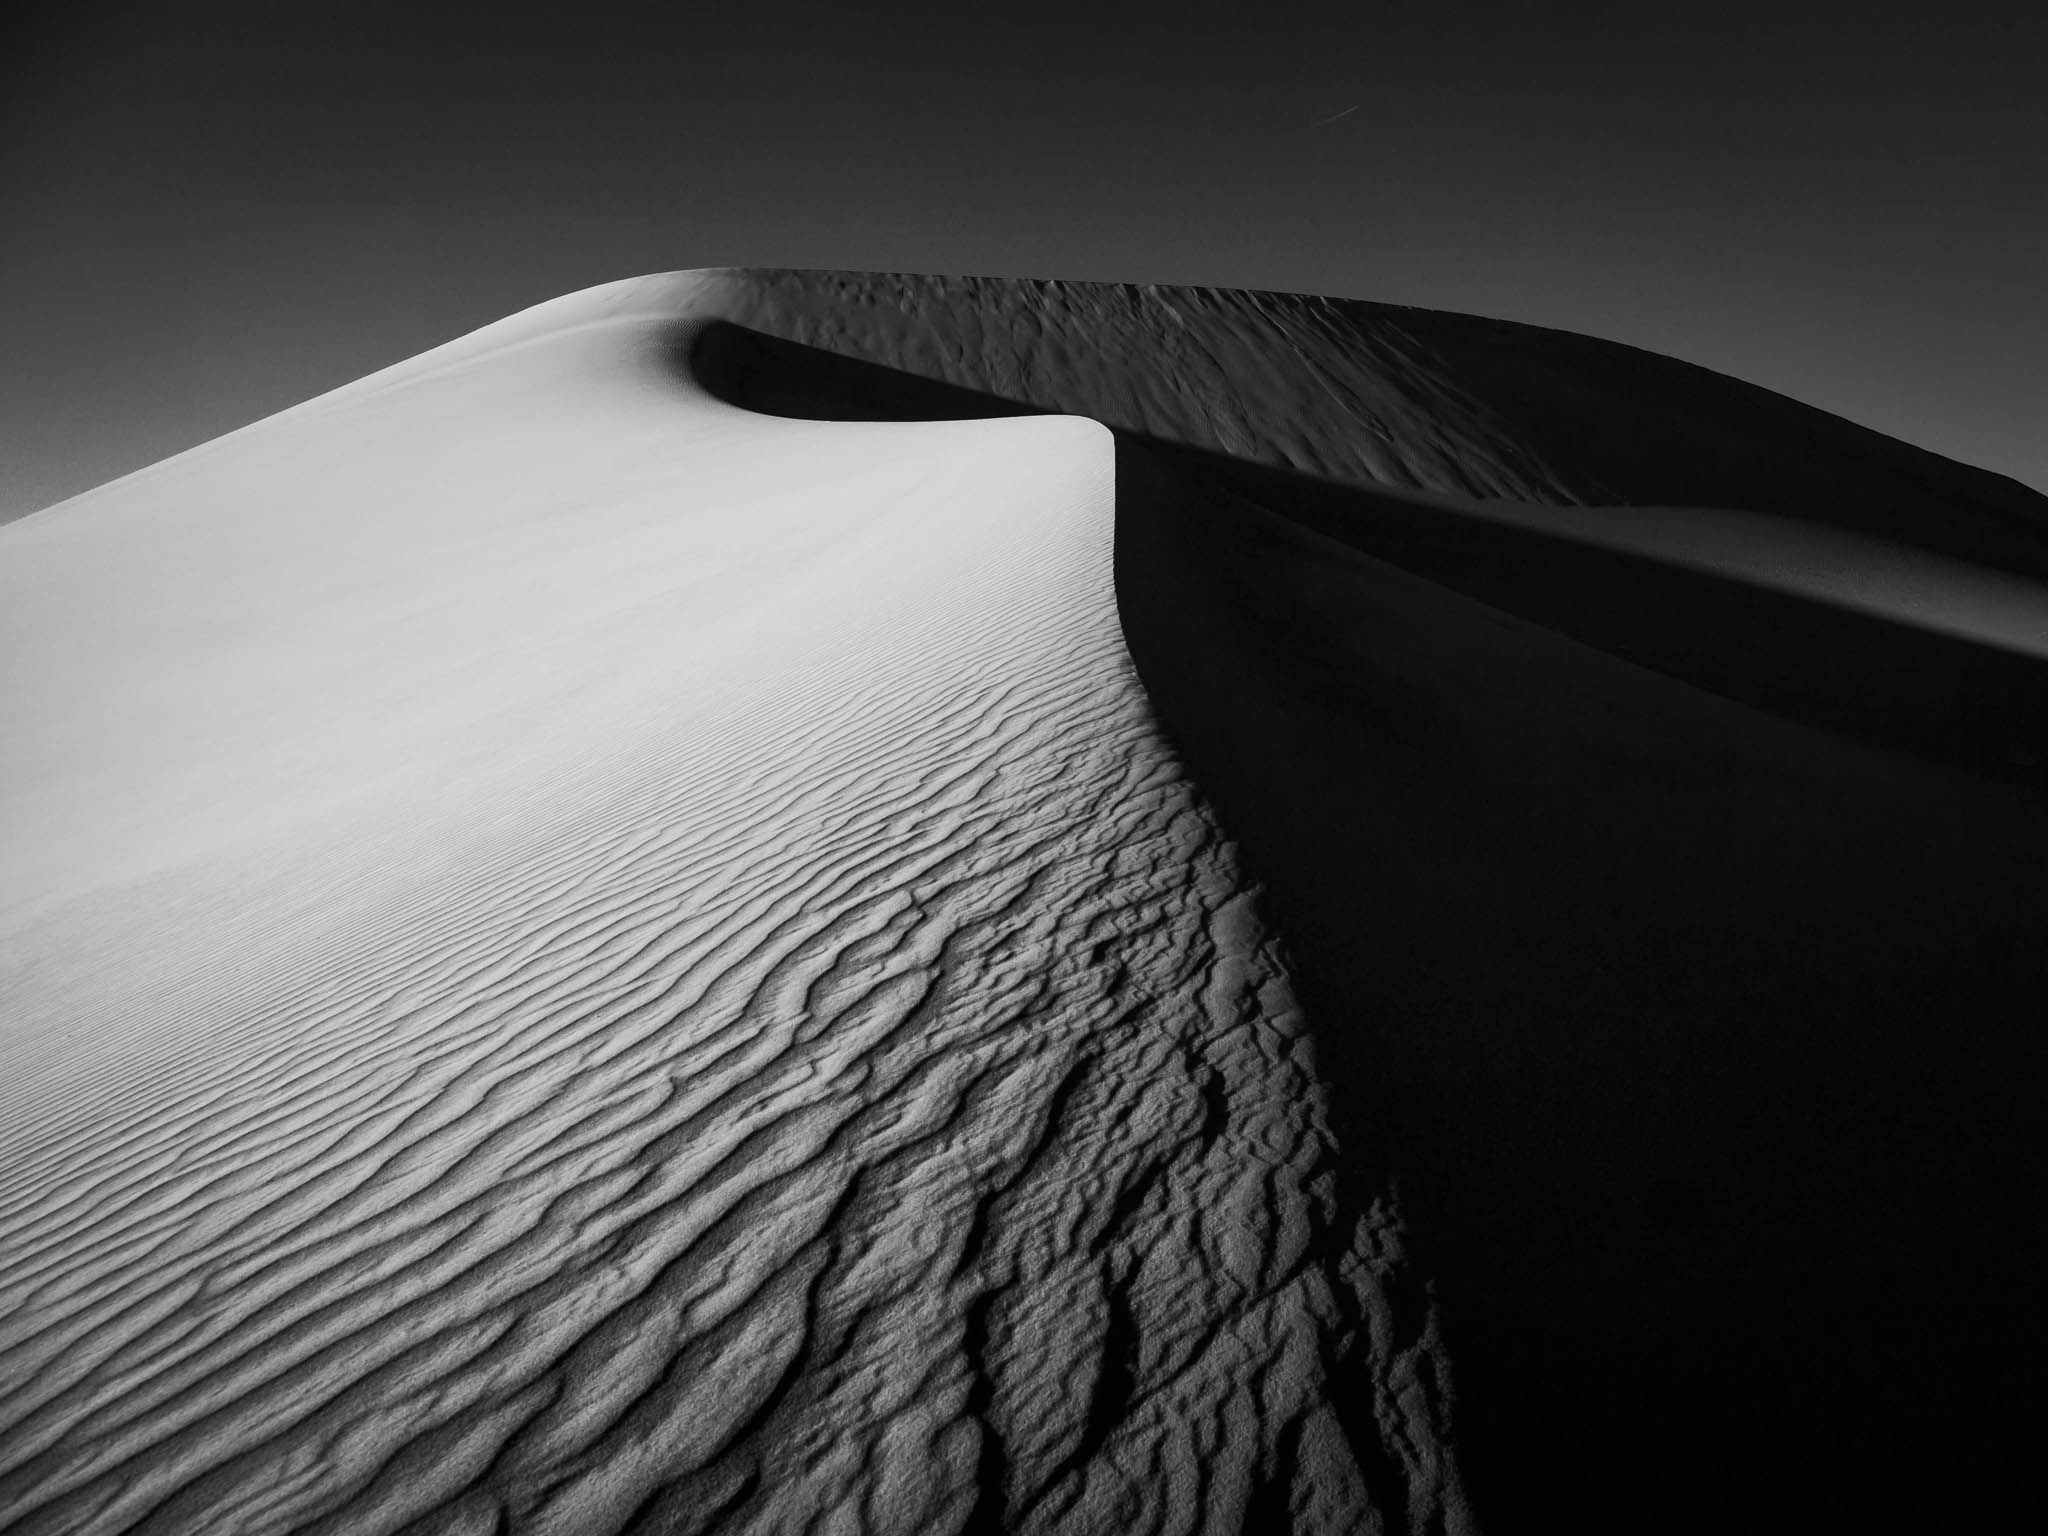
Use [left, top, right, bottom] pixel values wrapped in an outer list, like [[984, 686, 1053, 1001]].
[[0, 280, 1463, 1534]]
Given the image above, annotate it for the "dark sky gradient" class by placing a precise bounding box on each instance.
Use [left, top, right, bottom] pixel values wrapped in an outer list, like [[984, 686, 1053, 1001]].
[[4, 0, 2043, 520]]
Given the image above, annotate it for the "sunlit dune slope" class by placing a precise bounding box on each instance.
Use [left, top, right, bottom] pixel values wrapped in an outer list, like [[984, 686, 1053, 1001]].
[[0, 275, 1466, 1536]]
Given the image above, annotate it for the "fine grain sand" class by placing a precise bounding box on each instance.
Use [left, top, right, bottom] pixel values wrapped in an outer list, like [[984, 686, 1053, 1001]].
[[6, 268, 2048, 1535], [0, 275, 1462, 1536]]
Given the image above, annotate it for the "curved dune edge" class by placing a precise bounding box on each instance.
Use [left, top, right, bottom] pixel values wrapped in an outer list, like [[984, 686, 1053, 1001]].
[[693, 286, 2048, 784], [0, 279, 1470, 1534]]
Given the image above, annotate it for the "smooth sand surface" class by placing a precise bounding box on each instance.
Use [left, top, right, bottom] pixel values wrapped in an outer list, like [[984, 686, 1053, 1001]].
[[0, 276, 1464, 1534], [8, 267, 2048, 1535]]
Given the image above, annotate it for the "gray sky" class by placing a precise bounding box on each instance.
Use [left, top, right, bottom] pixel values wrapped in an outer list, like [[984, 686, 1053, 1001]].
[[5, 0, 2043, 521]]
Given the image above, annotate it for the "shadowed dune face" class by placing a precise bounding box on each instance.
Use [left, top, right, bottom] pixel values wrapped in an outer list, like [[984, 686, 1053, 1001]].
[[0, 280, 1466, 1534], [690, 289, 2048, 1534], [7, 268, 2048, 1536], [1112, 456, 2048, 1535]]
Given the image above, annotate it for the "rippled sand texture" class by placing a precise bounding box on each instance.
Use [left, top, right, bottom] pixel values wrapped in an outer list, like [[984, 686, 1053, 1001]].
[[0, 280, 1465, 1534]]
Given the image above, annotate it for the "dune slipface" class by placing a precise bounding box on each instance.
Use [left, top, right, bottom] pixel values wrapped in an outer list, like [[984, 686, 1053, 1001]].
[[0, 277, 1464, 1534]]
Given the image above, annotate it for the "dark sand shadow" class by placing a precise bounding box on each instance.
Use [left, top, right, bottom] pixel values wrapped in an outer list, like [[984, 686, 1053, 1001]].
[[1367, 303, 2048, 578], [690, 318, 2048, 1533]]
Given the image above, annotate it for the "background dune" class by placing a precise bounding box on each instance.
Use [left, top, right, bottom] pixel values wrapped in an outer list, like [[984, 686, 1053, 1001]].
[[6, 268, 2047, 1534], [711, 269, 2048, 576]]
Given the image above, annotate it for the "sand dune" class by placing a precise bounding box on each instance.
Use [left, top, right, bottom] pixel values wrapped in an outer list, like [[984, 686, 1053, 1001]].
[[6, 268, 2047, 1534], [0, 276, 1463, 1535]]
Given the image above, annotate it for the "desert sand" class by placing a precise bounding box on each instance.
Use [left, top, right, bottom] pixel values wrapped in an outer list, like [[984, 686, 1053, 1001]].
[[5, 269, 2046, 1534], [0, 275, 1461, 1535]]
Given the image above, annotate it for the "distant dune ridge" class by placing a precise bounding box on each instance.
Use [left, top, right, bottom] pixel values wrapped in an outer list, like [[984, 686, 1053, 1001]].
[[3, 270, 2046, 1535]]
